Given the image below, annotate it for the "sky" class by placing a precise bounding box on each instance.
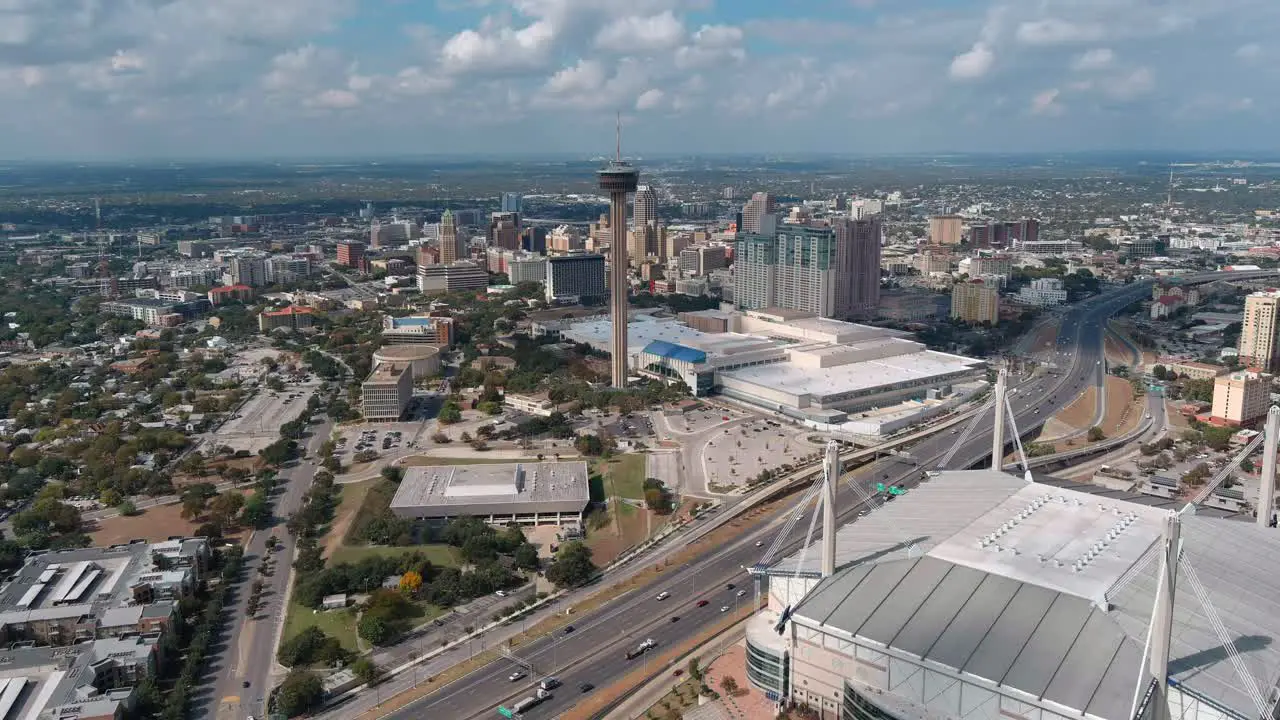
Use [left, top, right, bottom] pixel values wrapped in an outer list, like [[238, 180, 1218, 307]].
[[0, 0, 1276, 160]]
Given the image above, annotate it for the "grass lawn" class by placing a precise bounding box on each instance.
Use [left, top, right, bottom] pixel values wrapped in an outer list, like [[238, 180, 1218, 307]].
[[282, 597, 361, 653], [323, 478, 379, 557], [596, 453, 647, 499], [327, 543, 461, 568]]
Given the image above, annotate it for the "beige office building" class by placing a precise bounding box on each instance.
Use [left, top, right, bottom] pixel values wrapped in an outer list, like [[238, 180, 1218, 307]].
[[1239, 290, 1280, 371], [929, 214, 964, 245], [951, 281, 999, 325], [1211, 370, 1271, 427], [361, 363, 414, 421]]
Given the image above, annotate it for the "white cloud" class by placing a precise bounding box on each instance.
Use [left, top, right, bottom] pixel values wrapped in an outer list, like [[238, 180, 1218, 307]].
[[1071, 48, 1114, 71], [635, 88, 664, 110], [1016, 18, 1104, 46], [1030, 88, 1063, 115], [949, 42, 993, 80], [1101, 67, 1154, 100], [594, 11, 684, 52], [440, 19, 557, 75], [543, 59, 606, 95], [307, 88, 359, 109], [1235, 43, 1262, 61], [674, 24, 744, 69]]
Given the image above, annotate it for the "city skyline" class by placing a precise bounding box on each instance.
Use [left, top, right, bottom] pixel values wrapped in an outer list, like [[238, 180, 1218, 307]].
[[0, 0, 1278, 160]]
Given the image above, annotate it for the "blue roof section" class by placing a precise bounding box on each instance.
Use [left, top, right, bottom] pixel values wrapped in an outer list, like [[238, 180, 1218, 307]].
[[390, 317, 434, 327], [642, 340, 707, 364]]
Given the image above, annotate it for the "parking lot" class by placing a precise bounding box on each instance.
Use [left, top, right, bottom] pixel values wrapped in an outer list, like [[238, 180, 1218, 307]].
[[701, 418, 822, 490], [206, 381, 318, 453], [663, 406, 751, 435], [333, 424, 419, 463]]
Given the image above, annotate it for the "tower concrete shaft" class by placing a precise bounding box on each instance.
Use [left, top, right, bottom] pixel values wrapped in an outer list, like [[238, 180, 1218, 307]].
[[1261, 405, 1279, 528], [609, 187, 630, 387], [1146, 511, 1181, 720], [822, 441, 841, 577], [991, 367, 1009, 471]]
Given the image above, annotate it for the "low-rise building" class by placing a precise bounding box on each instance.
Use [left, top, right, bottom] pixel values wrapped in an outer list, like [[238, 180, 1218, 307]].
[[381, 315, 455, 346], [361, 362, 413, 421], [504, 392, 556, 417], [258, 305, 316, 332], [389, 461, 590, 526], [208, 284, 254, 305], [878, 289, 948, 322], [418, 260, 487, 294], [1159, 359, 1229, 381], [100, 298, 210, 326], [1016, 277, 1068, 306]]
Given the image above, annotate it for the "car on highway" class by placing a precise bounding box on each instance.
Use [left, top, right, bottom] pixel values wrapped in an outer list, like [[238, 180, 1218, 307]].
[[670, 616, 680, 623], [726, 583, 735, 590], [564, 625, 574, 634], [720, 605, 731, 613], [656, 591, 670, 601], [736, 590, 746, 597], [508, 671, 525, 682], [755, 541, 763, 547], [579, 682, 594, 693], [697, 600, 709, 607]]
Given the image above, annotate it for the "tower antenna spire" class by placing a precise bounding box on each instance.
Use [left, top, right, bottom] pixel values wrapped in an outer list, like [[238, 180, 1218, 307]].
[[615, 111, 622, 162]]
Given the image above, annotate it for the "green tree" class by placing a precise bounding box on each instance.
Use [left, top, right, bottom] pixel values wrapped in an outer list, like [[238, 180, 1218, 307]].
[[275, 670, 325, 717], [545, 541, 597, 589], [1087, 426, 1105, 442], [380, 466, 404, 483], [513, 543, 540, 570], [352, 657, 382, 685], [358, 614, 391, 645], [438, 400, 463, 425]]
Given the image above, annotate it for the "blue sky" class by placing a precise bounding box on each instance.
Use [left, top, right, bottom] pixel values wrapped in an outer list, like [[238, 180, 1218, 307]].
[[0, 0, 1274, 159]]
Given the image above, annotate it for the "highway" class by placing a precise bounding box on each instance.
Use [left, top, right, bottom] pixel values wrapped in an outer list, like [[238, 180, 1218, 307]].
[[204, 418, 335, 720], [373, 282, 1155, 720]]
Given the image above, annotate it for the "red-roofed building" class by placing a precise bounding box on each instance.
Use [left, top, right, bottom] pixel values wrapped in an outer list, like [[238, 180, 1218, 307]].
[[1150, 294, 1183, 319], [258, 305, 316, 332], [208, 284, 254, 305]]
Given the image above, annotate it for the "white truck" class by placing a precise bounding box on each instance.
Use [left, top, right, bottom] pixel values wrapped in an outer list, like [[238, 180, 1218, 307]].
[[512, 688, 551, 715], [625, 638, 657, 660]]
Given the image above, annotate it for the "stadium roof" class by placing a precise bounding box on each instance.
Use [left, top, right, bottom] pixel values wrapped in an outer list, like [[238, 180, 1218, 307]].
[[783, 470, 1280, 719]]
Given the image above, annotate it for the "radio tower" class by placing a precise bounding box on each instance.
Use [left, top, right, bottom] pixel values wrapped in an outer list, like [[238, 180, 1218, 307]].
[[598, 113, 639, 389], [1166, 165, 1174, 210]]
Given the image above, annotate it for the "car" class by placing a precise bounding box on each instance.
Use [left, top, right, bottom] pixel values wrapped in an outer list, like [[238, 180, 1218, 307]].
[[697, 600, 709, 607], [564, 625, 574, 633], [726, 583, 735, 590], [673, 669, 684, 677], [508, 671, 525, 682], [720, 605, 730, 612], [736, 589, 746, 597], [754, 541, 763, 547], [243, 681, 251, 688], [579, 682, 595, 693], [656, 591, 670, 601], [670, 616, 680, 623]]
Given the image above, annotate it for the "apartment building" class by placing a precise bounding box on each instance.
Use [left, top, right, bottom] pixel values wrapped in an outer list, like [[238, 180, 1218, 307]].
[[951, 281, 1000, 325]]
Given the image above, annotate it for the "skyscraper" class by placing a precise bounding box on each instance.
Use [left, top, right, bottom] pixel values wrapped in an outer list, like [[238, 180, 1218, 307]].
[[440, 209, 464, 263], [929, 214, 964, 245], [500, 192, 523, 214], [741, 192, 775, 234], [598, 131, 639, 388], [833, 216, 883, 319], [489, 212, 520, 251], [1240, 291, 1280, 371], [630, 184, 659, 266]]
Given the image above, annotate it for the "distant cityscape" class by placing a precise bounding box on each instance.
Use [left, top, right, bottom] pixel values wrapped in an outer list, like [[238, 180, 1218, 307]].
[[1, 154, 1280, 720]]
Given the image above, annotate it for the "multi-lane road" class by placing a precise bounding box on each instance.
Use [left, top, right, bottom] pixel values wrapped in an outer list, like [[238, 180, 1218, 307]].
[[366, 283, 1155, 720], [204, 418, 335, 720]]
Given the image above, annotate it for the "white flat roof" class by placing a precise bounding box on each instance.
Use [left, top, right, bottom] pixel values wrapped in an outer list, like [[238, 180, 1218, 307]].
[[721, 349, 981, 400]]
